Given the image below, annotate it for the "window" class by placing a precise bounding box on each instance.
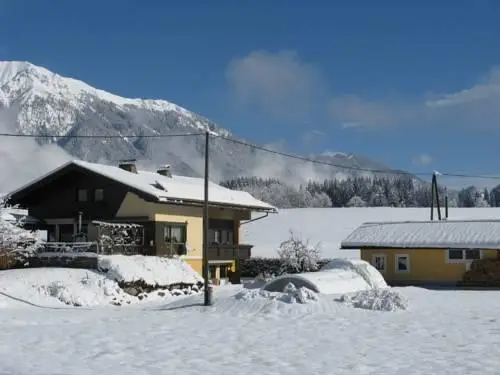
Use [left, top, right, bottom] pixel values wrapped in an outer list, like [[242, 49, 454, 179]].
[[395, 255, 410, 273], [164, 223, 187, 256], [447, 249, 481, 262], [372, 254, 387, 273], [94, 188, 104, 201], [77, 188, 88, 202], [208, 219, 234, 245]]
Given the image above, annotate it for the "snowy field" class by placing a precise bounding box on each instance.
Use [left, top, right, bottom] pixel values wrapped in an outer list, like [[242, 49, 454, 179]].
[[243, 207, 500, 258], [3, 207, 500, 374]]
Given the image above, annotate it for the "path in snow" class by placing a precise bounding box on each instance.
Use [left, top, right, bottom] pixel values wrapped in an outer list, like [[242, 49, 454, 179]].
[[1, 286, 500, 374]]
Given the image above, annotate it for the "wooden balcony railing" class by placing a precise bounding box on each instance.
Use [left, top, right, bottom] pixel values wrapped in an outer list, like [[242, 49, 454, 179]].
[[207, 244, 253, 261]]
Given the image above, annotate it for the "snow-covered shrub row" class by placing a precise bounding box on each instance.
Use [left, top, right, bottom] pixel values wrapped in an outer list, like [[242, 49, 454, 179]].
[[338, 288, 408, 312], [235, 282, 318, 304], [98, 255, 203, 297], [240, 258, 333, 278]]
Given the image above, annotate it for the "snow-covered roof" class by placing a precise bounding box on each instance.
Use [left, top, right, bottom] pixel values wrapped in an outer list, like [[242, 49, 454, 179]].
[[341, 220, 500, 249], [9, 160, 277, 212]]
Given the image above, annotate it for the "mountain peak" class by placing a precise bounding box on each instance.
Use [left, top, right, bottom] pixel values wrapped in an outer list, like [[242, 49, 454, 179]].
[[0, 61, 36, 86], [0, 60, 230, 137]]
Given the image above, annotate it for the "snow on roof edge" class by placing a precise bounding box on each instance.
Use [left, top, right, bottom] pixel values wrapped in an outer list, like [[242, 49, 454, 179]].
[[340, 219, 500, 250], [7, 160, 277, 212]]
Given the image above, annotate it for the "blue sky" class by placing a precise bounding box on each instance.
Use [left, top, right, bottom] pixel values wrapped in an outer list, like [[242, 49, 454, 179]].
[[1, 0, 500, 187]]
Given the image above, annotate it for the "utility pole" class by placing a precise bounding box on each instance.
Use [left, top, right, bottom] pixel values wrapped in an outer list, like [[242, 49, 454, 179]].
[[430, 172, 442, 221], [202, 131, 213, 306]]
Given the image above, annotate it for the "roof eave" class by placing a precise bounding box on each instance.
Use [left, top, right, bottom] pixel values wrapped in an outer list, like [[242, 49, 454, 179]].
[[341, 244, 500, 250], [156, 196, 277, 213]]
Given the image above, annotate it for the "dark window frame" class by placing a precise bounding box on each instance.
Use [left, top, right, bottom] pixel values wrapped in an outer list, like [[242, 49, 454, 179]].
[[77, 188, 88, 202], [94, 188, 104, 201], [163, 222, 187, 256], [447, 248, 481, 262], [208, 219, 235, 245]]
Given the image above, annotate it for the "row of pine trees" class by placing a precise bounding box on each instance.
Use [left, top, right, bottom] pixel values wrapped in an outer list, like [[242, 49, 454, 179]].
[[221, 176, 499, 209]]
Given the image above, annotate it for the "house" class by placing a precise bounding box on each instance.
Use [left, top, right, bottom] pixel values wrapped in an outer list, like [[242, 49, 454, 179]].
[[340, 219, 500, 286], [6, 160, 277, 280]]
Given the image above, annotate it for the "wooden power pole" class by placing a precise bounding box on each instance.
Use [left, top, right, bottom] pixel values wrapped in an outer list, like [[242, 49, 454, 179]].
[[202, 131, 213, 306]]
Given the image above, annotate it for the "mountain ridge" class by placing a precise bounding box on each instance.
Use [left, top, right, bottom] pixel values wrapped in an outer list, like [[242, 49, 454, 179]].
[[0, 60, 417, 186]]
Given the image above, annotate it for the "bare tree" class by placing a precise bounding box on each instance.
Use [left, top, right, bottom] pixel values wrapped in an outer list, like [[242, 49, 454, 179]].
[[276, 230, 321, 274]]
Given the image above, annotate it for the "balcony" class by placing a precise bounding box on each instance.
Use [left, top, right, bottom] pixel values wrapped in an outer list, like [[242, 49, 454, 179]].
[[207, 244, 253, 262]]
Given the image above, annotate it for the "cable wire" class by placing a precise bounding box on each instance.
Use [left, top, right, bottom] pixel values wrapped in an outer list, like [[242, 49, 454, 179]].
[[0, 131, 205, 139], [2, 130, 499, 181], [215, 135, 431, 177], [215, 135, 500, 181]]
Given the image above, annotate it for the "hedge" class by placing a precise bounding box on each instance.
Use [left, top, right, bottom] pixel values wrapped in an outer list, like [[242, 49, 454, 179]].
[[239, 257, 333, 278]]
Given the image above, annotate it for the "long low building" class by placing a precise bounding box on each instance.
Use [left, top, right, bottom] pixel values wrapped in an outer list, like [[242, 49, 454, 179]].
[[340, 219, 500, 285]]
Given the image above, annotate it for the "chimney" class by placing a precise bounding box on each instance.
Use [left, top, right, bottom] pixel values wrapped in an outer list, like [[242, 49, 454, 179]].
[[157, 164, 172, 178], [118, 160, 137, 174]]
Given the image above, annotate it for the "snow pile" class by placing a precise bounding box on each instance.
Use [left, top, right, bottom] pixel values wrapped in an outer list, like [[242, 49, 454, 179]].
[[235, 282, 319, 304], [338, 288, 408, 312], [0, 268, 132, 308], [320, 258, 388, 289], [263, 269, 371, 295], [0, 255, 205, 308], [36, 274, 129, 307], [98, 255, 203, 286]]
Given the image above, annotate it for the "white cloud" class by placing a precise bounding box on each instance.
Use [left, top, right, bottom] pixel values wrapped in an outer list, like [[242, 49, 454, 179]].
[[225, 50, 326, 121], [330, 66, 500, 130], [412, 153, 433, 166], [329, 95, 419, 128], [0, 110, 74, 194], [425, 67, 500, 108]]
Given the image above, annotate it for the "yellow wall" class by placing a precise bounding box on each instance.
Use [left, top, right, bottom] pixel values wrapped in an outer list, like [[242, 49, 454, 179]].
[[361, 248, 498, 285], [115, 192, 250, 269]]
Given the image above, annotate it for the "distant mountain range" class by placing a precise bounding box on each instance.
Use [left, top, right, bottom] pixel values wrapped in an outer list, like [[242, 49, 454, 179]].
[[0, 60, 417, 185]]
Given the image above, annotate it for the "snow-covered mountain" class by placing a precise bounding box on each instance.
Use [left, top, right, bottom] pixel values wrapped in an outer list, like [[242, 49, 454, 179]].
[[0, 60, 412, 183]]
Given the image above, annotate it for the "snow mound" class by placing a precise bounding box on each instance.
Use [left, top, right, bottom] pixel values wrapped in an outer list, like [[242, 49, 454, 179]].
[[98, 255, 203, 286], [338, 288, 408, 312], [235, 282, 318, 304], [0, 268, 132, 308], [263, 268, 372, 295], [320, 258, 388, 289], [37, 275, 128, 307]]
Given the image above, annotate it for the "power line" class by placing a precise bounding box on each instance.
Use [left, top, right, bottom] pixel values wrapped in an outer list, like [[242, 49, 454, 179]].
[[214, 134, 500, 182], [214, 135, 430, 177], [440, 172, 500, 180], [2, 129, 500, 182], [0, 131, 204, 139]]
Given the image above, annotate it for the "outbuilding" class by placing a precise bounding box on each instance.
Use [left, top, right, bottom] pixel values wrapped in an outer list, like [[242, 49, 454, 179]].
[[340, 219, 500, 285]]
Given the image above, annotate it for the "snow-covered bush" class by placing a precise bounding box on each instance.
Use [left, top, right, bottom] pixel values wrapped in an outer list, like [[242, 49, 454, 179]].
[[338, 288, 408, 312], [0, 197, 43, 266], [277, 230, 321, 274], [239, 258, 332, 277], [235, 282, 318, 304]]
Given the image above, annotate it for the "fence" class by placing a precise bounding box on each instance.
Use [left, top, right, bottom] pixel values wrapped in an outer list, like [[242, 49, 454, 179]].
[[30, 241, 99, 269]]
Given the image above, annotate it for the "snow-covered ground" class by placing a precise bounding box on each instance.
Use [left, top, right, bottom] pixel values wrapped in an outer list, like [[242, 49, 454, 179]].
[[2, 207, 500, 374], [243, 207, 500, 258]]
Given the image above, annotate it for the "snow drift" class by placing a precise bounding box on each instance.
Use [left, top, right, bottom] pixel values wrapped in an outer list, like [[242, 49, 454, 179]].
[[235, 282, 319, 304], [320, 258, 388, 289], [0, 255, 204, 308], [263, 258, 387, 295], [338, 288, 408, 312]]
